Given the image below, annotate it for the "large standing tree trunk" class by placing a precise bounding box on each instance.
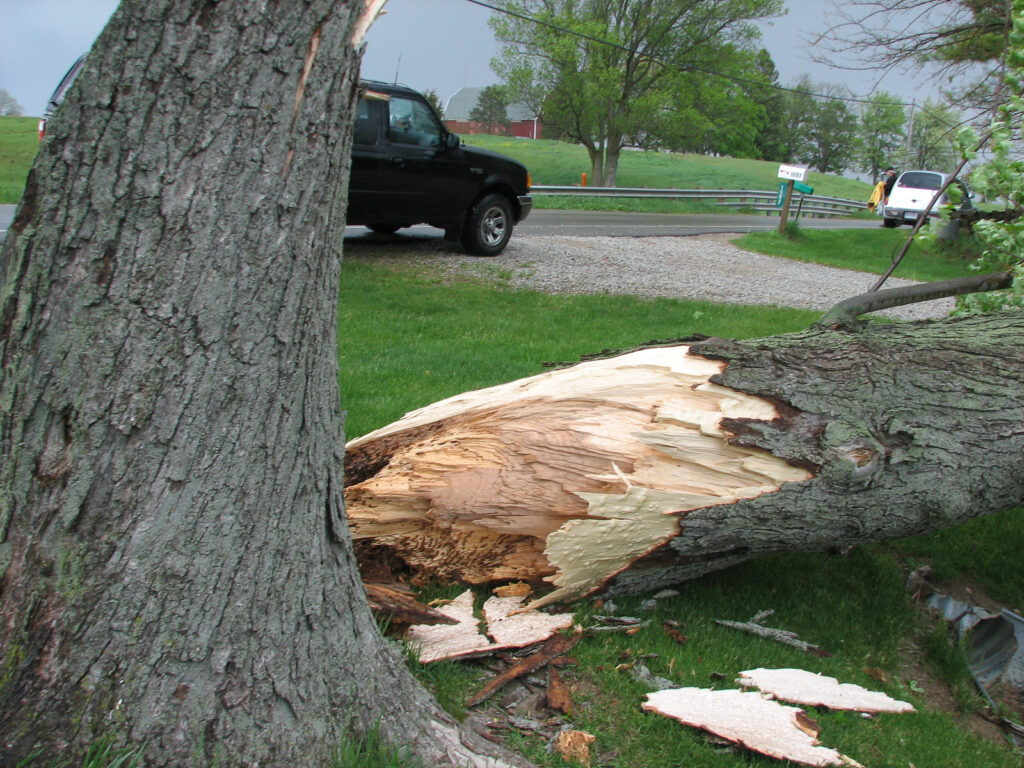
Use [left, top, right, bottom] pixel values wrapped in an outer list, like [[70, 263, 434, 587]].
[[345, 314, 1024, 606], [0, 2, 527, 766]]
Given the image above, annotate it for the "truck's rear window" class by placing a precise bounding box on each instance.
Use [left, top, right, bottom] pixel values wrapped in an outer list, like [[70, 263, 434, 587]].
[[897, 172, 943, 190]]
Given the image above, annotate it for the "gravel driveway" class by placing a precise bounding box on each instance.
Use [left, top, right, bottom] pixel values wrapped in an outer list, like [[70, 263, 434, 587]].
[[344, 232, 954, 322]]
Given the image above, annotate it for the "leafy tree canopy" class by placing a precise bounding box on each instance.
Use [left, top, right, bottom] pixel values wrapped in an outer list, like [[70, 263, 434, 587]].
[[490, 0, 783, 184]]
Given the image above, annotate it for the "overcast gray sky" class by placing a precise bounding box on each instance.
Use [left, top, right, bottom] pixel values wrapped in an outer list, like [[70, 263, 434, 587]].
[[1, 0, 936, 117]]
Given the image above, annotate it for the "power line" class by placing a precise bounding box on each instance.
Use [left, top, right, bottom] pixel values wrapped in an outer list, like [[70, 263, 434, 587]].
[[466, 0, 915, 108]]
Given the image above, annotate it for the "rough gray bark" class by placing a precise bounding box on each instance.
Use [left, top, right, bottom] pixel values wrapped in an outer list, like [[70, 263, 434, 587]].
[[606, 312, 1024, 594], [0, 2, 529, 766]]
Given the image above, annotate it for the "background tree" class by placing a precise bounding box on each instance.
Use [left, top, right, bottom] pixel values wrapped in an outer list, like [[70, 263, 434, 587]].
[[905, 99, 963, 169], [470, 83, 512, 132], [857, 91, 906, 180], [633, 46, 770, 158], [792, 81, 858, 174], [771, 75, 817, 163], [491, 0, 783, 185], [423, 87, 446, 119], [0, 1, 529, 766], [0, 87, 24, 116], [811, 0, 1013, 113], [752, 49, 788, 161]]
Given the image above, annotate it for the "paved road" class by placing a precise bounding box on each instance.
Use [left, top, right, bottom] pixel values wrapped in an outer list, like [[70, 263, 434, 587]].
[[514, 208, 881, 236], [1, 204, 882, 245]]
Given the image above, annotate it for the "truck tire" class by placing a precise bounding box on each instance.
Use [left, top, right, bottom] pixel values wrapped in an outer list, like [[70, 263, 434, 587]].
[[462, 193, 513, 256]]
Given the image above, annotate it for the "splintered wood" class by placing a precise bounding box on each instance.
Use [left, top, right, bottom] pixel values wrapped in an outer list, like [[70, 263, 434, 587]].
[[737, 668, 916, 713], [643, 688, 864, 768], [345, 346, 812, 607], [405, 590, 575, 663]]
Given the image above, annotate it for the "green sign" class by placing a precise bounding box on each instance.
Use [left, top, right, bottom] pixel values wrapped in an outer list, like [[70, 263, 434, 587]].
[[776, 182, 787, 208], [793, 181, 814, 194]]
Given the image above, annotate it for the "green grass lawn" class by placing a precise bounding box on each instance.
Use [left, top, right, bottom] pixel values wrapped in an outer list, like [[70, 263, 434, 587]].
[[0, 117, 37, 204], [734, 226, 980, 283]]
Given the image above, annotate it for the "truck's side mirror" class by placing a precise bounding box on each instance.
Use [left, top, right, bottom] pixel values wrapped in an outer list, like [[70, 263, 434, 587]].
[[445, 132, 460, 150]]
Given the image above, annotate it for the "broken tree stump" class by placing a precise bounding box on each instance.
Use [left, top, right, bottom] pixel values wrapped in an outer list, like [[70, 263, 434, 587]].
[[344, 313, 1024, 607]]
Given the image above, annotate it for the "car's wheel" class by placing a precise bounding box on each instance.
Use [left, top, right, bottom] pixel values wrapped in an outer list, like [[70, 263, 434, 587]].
[[462, 194, 513, 256], [882, 218, 899, 228], [367, 223, 401, 234]]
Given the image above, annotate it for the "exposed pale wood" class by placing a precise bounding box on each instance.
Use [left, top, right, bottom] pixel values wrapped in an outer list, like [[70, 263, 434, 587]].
[[643, 688, 864, 767], [345, 346, 811, 607], [406, 591, 575, 664], [737, 668, 915, 713]]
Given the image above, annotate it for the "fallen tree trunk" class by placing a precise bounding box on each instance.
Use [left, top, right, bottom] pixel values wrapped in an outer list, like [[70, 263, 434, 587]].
[[345, 312, 1024, 607]]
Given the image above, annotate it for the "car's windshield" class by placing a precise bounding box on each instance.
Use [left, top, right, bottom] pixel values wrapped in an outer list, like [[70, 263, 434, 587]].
[[897, 172, 944, 190]]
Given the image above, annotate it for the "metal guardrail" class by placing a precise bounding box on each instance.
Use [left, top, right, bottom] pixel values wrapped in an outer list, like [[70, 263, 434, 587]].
[[530, 185, 867, 217]]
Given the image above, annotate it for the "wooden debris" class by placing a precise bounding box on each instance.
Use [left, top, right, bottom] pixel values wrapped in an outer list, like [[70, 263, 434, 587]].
[[546, 667, 573, 714], [631, 662, 681, 691], [406, 590, 493, 663], [483, 595, 575, 646], [553, 730, 595, 767], [364, 583, 458, 628], [715, 610, 830, 657], [405, 590, 575, 663], [643, 688, 864, 767], [494, 582, 533, 598], [467, 628, 582, 707], [345, 346, 812, 607], [737, 668, 916, 713]]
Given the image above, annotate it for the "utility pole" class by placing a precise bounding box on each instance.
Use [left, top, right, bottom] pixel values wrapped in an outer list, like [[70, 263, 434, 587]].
[[903, 99, 916, 168]]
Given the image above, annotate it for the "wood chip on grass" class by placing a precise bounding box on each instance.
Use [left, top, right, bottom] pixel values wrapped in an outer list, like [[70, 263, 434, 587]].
[[406, 589, 575, 663], [737, 668, 915, 713], [643, 688, 864, 768]]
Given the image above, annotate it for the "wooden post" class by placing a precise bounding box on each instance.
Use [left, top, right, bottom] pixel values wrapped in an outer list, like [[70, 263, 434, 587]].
[[778, 179, 794, 234]]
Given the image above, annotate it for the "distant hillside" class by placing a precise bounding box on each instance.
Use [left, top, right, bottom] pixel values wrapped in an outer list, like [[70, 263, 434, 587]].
[[463, 134, 873, 201]]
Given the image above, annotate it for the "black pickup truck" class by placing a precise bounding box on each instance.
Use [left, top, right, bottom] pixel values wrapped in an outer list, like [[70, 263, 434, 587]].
[[347, 80, 533, 256]]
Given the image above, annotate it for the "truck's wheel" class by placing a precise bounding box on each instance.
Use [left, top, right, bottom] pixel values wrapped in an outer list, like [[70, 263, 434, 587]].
[[882, 218, 900, 228], [462, 194, 513, 256]]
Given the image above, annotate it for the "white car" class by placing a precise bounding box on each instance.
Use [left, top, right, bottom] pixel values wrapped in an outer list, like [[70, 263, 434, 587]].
[[882, 170, 971, 228]]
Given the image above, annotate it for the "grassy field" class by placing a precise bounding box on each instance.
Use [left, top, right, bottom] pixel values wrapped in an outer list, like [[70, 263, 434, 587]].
[[0, 117, 37, 204], [733, 226, 980, 283], [338, 257, 1023, 768], [464, 133, 874, 200]]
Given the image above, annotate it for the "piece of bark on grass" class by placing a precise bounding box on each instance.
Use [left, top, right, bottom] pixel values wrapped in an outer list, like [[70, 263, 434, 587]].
[[553, 730, 595, 767], [643, 688, 864, 768], [546, 667, 573, 714], [364, 583, 458, 629], [715, 610, 830, 657], [345, 314, 1024, 605], [466, 628, 582, 707]]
